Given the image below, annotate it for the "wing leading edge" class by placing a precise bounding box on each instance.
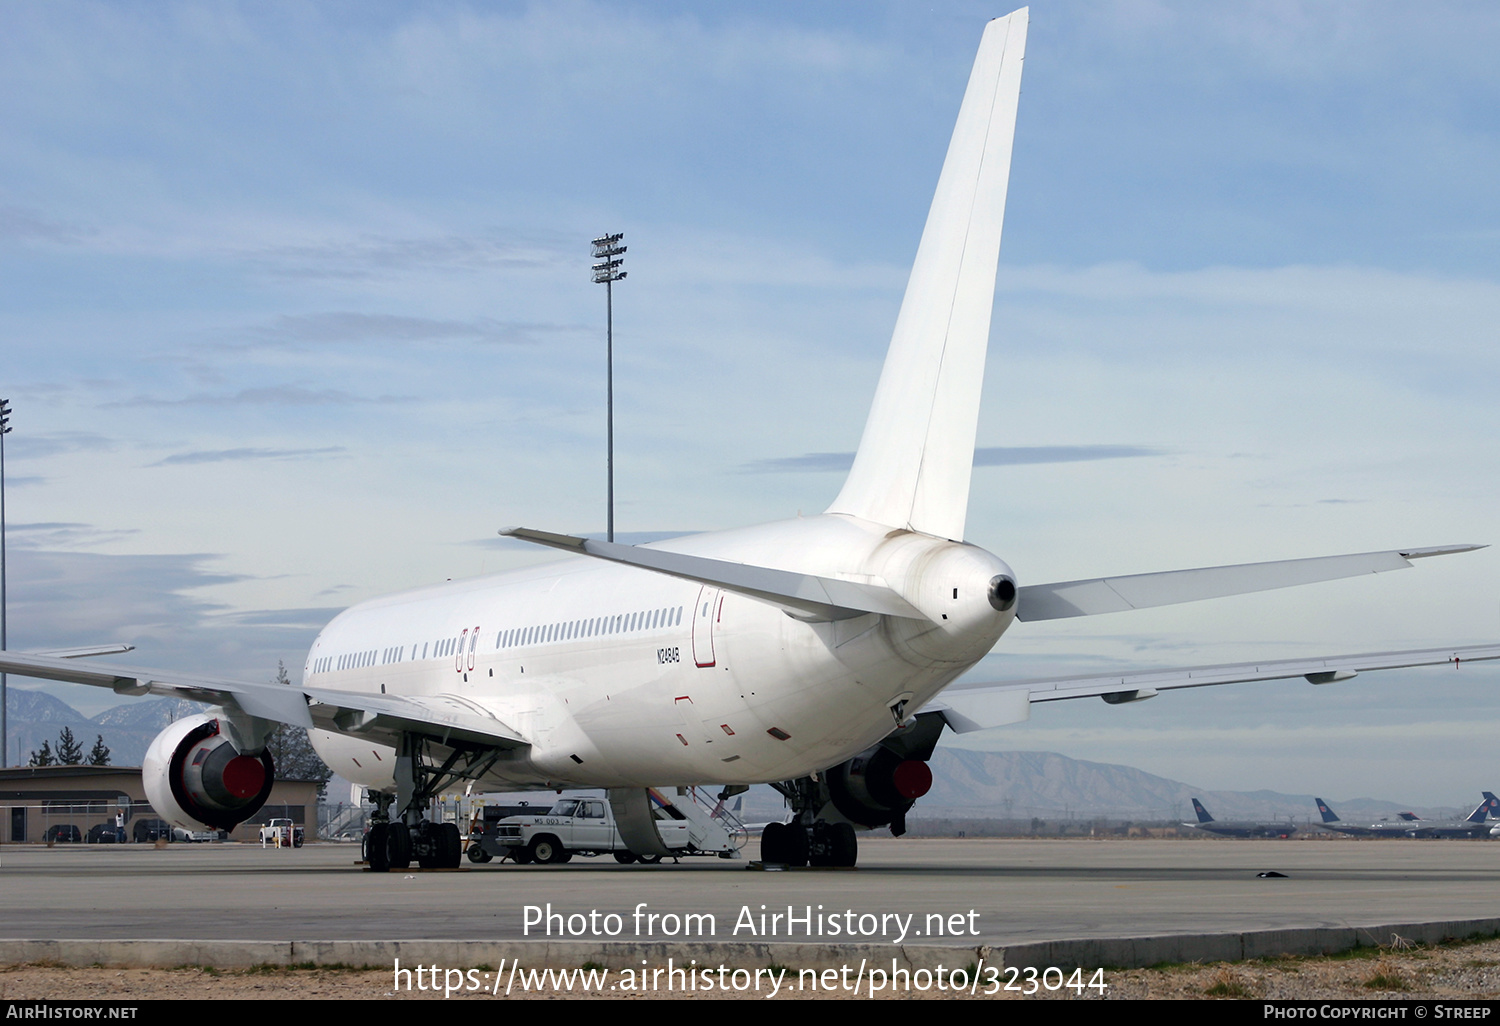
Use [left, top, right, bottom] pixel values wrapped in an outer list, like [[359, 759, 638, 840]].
[[0, 650, 528, 751], [1015, 544, 1485, 621], [928, 643, 1500, 733]]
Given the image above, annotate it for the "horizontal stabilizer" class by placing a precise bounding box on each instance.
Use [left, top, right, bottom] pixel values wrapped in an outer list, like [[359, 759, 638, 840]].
[[927, 642, 1500, 732], [500, 526, 929, 622], [1016, 545, 1486, 621]]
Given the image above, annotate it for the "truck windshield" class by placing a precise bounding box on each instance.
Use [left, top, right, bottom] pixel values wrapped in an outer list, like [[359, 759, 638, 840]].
[[548, 799, 581, 817]]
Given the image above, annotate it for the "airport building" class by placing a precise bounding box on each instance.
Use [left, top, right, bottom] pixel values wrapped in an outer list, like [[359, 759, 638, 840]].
[[0, 765, 322, 844]]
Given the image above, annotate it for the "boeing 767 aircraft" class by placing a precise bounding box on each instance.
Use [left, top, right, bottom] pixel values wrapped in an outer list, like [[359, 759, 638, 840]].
[[3, 10, 1497, 871]]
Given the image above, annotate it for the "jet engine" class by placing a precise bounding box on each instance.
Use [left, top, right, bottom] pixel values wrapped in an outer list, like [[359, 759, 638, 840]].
[[142, 714, 276, 831], [822, 711, 944, 836]]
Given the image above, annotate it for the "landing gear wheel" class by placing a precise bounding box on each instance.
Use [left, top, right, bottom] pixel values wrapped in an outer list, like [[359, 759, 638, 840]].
[[386, 822, 412, 870], [528, 835, 567, 865], [830, 822, 857, 868], [784, 825, 808, 868], [367, 824, 390, 872], [467, 843, 492, 863], [439, 823, 462, 868], [762, 822, 807, 867], [613, 851, 637, 864], [761, 822, 787, 864]]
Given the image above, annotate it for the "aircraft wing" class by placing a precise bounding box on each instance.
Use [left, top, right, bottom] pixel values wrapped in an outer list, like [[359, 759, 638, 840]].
[[0, 650, 528, 750], [929, 643, 1500, 733], [1016, 545, 1484, 621], [501, 526, 930, 621]]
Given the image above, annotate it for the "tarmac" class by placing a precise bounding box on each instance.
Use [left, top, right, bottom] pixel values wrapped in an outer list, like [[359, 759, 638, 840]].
[[3, 835, 1499, 971]]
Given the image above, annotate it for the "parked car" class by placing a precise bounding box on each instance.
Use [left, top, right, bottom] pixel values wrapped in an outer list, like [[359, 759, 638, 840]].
[[133, 819, 171, 843], [85, 823, 122, 843], [44, 824, 82, 843]]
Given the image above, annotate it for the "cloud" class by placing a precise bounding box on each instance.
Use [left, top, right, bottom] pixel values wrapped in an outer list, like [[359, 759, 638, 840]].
[[4, 432, 115, 461], [223, 607, 341, 629], [741, 445, 1169, 474], [253, 312, 588, 347], [7, 522, 140, 550], [150, 446, 346, 467], [245, 230, 570, 281], [0, 206, 91, 245], [104, 386, 414, 408], [4, 546, 324, 693]]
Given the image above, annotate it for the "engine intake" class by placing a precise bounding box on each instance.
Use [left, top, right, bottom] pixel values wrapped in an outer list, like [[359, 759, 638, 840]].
[[142, 714, 276, 832]]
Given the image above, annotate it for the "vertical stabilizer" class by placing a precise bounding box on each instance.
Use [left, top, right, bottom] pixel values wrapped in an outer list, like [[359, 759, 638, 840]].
[[827, 11, 1026, 541]]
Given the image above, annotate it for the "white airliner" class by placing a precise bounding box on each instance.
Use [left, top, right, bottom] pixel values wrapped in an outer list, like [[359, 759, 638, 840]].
[[3, 9, 1496, 871]]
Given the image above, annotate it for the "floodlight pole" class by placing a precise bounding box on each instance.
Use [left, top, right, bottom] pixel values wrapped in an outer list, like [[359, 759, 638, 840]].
[[1, 398, 10, 767], [591, 233, 626, 543]]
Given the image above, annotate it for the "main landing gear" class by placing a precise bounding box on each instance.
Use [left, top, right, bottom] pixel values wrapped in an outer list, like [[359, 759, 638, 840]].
[[759, 713, 947, 870], [761, 777, 859, 868], [366, 732, 500, 873]]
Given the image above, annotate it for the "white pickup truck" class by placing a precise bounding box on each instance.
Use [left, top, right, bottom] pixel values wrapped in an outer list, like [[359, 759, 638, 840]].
[[468, 794, 742, 865], [259, 818, 305, 848]]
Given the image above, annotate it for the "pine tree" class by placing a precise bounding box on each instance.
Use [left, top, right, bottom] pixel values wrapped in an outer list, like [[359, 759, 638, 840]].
[[56, 726, 84, 765], [88, 735, 111, 766], [28, 740, 55, 767], [266, 661, 334, 797]]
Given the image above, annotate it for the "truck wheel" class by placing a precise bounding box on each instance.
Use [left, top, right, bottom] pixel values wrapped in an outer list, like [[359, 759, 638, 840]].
[[509, 846, 532, 865], [529, 836, 567, 865], [613, 851, 637, 864]]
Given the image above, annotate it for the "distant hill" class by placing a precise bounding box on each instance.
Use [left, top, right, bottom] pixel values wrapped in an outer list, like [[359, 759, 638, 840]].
[[5, 692, 208, 766], [915, 748, 1450, 824]]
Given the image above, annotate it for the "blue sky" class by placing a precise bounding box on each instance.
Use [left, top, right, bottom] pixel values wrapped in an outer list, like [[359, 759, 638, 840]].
[[2, 1, 1499, 804]]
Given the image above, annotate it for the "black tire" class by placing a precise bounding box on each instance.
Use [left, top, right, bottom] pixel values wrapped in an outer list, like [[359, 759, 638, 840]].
[[831, 822, 858, 868], [781, 823, 808, 868], [387, 823, 412, 870], [439, 823, 462, 868], [509, 846, 533, 865], [528, 835, 567, 865], [467, 841, 492, 863], [761, 822, 787, 864], [613, 851, 637, 864], [368, 824, 390, 873], [638, 853, 662, 865]]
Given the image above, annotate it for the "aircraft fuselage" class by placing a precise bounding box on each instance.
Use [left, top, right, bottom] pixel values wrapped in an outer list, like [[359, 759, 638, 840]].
[[304, 514, 1016, 792]]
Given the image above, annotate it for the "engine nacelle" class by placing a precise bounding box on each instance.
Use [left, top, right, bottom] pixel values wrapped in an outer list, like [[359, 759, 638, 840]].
[[142, 714, 276, 831], [822, 710, 944, 836], [825, 745, 934, 834]]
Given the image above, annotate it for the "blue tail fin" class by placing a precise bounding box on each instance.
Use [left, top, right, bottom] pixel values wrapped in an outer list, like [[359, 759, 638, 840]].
[[1191, 798, 1214, 823]]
